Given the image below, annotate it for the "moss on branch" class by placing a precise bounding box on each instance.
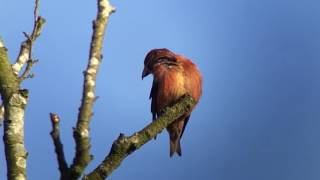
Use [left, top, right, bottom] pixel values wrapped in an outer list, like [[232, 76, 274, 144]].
[[0, 48, 19, 102], [69, 0, 115, 179], [0, 42, 28, 180], [1, 1, 44, 179], [83, 95, 197, 180]]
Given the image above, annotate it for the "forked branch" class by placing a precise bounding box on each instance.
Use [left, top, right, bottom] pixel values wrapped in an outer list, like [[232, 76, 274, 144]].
[[0, 0, 44, 179], [12, 0, 45, 77]]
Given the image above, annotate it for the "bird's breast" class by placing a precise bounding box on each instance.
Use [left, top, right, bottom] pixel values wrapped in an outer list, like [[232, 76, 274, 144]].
[[156, 70, 186, 111], [171, 72, 186, 96]]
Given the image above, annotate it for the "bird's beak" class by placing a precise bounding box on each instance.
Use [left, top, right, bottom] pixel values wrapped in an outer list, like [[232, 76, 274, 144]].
[[142, 67, 150, 79]]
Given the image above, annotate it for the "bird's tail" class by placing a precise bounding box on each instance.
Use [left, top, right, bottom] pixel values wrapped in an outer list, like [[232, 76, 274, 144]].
[[169, 136, 182, 157]]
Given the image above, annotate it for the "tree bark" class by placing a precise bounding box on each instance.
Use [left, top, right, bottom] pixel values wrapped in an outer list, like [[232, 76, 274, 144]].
[[69, 0, 115, 179], [0, 1, 44, 178], [0, 40, 28, 180], [84, 95, 197, 180]]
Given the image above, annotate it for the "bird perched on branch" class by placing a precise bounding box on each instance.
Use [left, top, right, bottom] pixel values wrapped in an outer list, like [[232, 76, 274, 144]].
[[142, 48, 202, 157]]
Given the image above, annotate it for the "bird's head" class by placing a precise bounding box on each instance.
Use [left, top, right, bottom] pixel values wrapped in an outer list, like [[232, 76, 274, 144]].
[[142, 48, 178, 79]]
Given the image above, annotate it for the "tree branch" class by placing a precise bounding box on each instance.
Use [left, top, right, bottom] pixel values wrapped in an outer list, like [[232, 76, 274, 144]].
[[12, 0, 45, 77], [0, 1, 44, 179], [19, 59, 38, 81], [0, 39, 4, 126], [83, 95, 197, 180], [50, 113, 70, 180], [0, 39, 28, 180], [69, 0, 115, 179]]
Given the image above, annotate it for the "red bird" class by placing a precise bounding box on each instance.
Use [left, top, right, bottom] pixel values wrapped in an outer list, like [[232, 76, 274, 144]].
[[142, 48, 202, 157]]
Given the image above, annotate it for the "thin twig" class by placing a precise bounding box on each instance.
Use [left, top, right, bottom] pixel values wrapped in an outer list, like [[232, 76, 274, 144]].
[[19, 59, 37, 81], [12, 0, 45, 76], [34, 0, 40, 26]]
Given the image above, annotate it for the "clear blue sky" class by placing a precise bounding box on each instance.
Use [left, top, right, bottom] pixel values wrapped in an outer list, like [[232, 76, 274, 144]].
[[1, 0, 320, 179]]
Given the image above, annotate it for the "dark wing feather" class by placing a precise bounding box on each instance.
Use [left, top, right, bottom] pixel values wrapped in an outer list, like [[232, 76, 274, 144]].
[[150, 79, 158, 121], [180, 115, 190, 139]]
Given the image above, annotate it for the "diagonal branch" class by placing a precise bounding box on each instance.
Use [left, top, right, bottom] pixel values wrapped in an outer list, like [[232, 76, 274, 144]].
[[69, 0, 115, 179], [12, 0, 45, 77], [83, 95, 197, 180], [50, 113, 70, 180], [19, 59, 38, 81]]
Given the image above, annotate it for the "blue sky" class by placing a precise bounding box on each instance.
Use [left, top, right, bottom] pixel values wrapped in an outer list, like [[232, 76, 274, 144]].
[[1, 0, 320, 179]]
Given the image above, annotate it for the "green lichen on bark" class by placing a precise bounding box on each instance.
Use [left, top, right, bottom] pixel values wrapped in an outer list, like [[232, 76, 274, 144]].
[[4, 93, 28, 180], [0, 48, 19, 102], [84, 95, 197, 180], [0, 46, 28, 180], [69, 0, 115, 179], [1, 2, 44, 179], [70, 131, 93, 179]]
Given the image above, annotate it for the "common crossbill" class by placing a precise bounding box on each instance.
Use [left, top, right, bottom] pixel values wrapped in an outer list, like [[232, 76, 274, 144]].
[[142, 48, 202, 157]]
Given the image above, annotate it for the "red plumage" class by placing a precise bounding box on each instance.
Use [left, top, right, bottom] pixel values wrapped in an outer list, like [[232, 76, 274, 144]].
[[142, 48, 202, 157]]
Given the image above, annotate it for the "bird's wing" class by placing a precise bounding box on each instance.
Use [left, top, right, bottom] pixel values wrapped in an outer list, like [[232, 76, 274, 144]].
[[180, 115, 190, 139], [150, 79, 158, 121]]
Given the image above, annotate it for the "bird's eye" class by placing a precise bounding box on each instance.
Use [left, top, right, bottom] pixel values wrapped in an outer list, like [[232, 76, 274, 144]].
[[165, 61, 179, 68], [165, 64, 173, 69]]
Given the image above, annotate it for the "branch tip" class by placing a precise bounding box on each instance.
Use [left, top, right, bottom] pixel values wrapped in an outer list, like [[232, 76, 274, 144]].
[[50, 113, 60, 123], [49, 112, 70, 179], [0, 38, 4, 48]]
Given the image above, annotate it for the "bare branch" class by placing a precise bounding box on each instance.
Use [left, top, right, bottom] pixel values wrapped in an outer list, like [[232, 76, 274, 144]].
[[19, 59, 38, 81], [0, 1, 45, 179], [69, 0, 115, 179], [12, 0, 45, 76], [84, 96, 197, 180], [0, 40, 28, 180], [34, 0, 40, 23], [50, 113, 70, 180]]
